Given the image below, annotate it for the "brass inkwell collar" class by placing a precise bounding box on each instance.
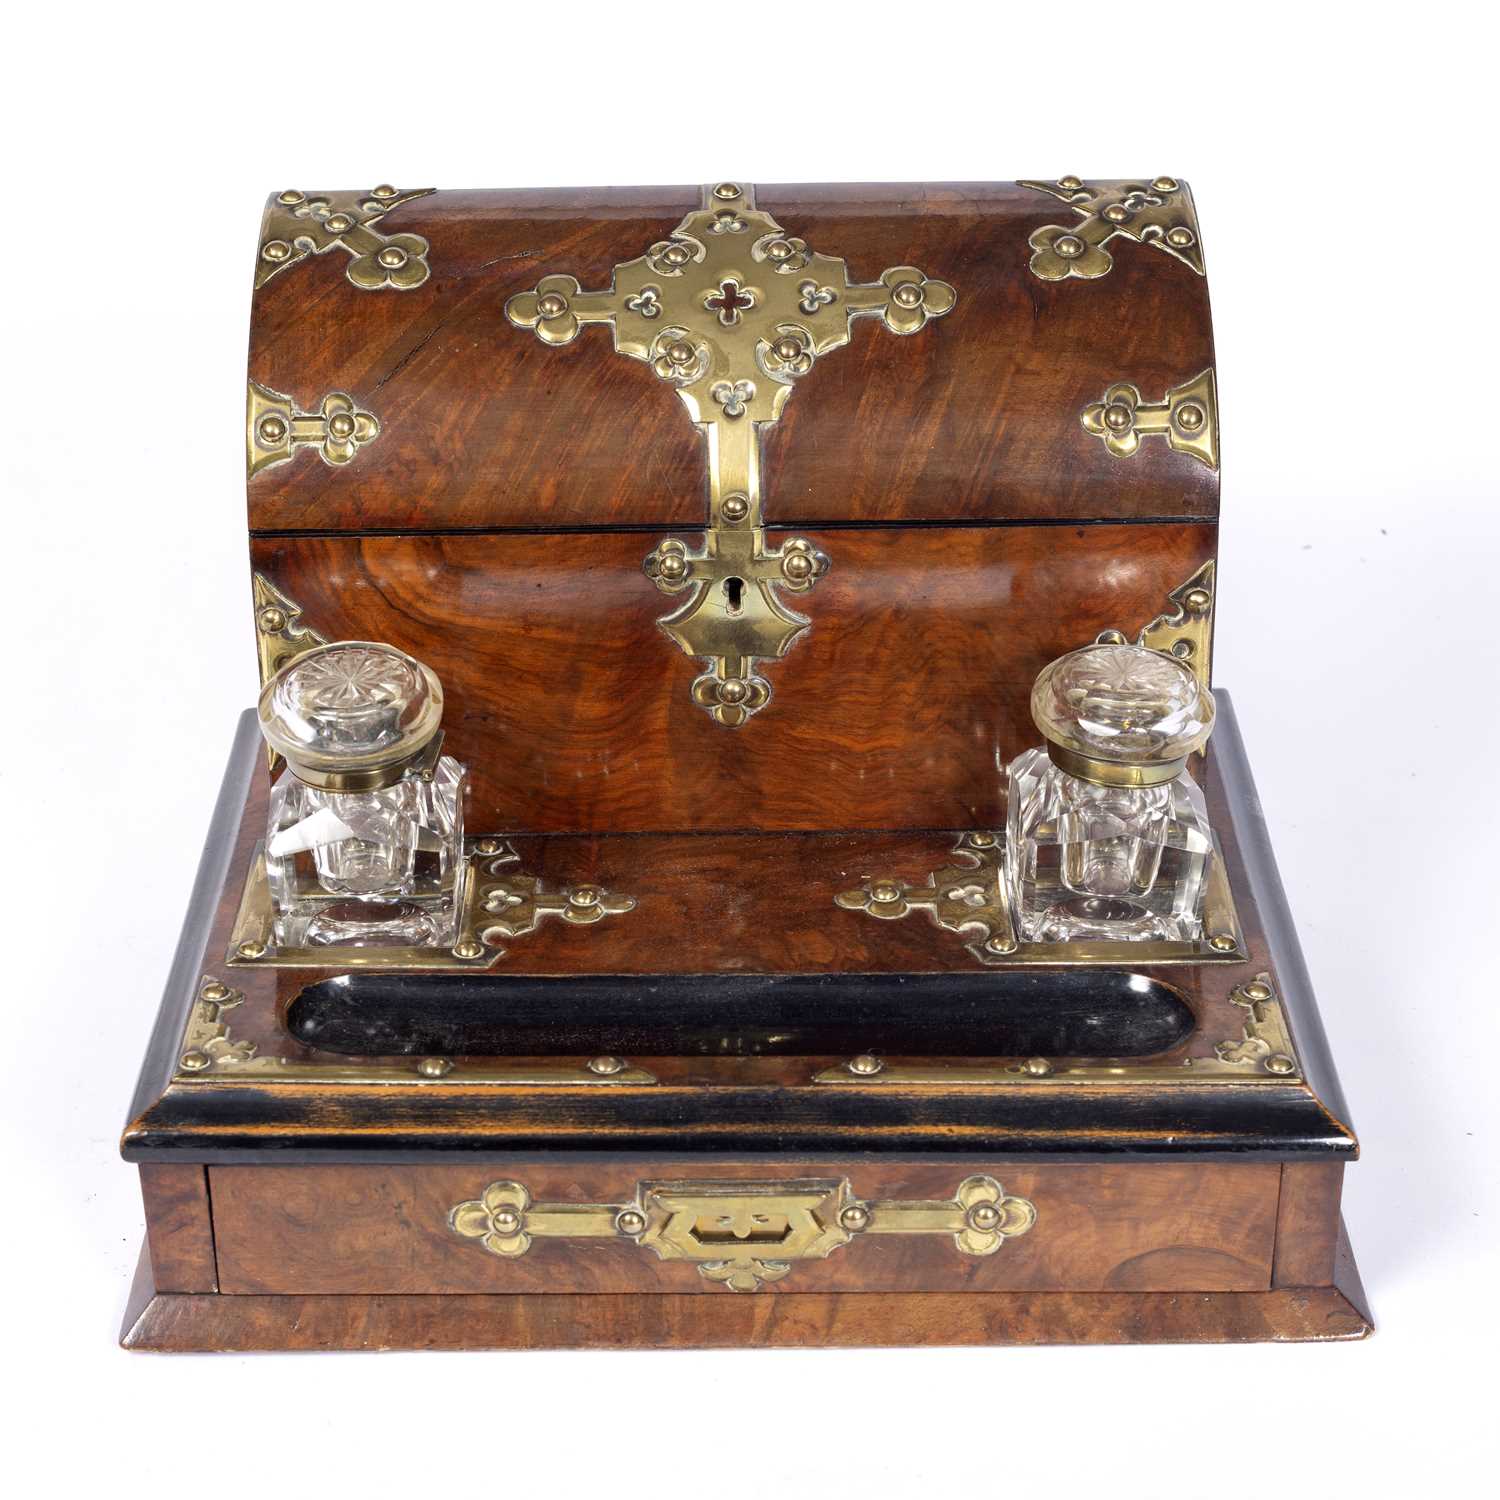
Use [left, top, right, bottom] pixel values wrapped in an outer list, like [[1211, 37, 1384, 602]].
[[257, 640, 445, 792], [1033, 642, 1214, 788]]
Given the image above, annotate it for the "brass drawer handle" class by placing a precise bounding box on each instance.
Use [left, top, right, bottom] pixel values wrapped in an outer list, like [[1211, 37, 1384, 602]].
[[450, 1175, 1035, 1293]]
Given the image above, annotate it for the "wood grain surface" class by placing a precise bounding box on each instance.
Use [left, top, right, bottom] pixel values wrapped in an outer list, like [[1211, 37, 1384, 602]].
[[210, 1160, 1278, 1296], [251, 524, 1215, 833], [247, 183, 1218, 532]]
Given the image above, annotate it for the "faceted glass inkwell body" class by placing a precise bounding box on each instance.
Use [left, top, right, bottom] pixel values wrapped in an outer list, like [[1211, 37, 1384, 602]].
[[258, 642, 467, 947], [1004, 643, 1215, 943]]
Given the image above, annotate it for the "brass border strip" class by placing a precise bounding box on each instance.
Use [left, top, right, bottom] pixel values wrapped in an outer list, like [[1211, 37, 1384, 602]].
[[813, 974, 1300, 1087], [173, 976, 656, 1087]]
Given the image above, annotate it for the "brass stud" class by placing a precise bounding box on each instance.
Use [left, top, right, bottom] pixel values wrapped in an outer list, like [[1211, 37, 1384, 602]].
[[1096, 628, 1128, 645], [848, 1053, 884, 1076], [966, 1202, 1002, 1232], [1171, 639, 1194, 658], [1103, 402, 1133, 432], [327, 412, 356, 440], [765, 239, 793, 261], [236, 940, 266, 960], [1152, 176, 1180, 193], [783, 551, 814, 581], [658, 552, 688, 581], [536, 292, 568, 318], [1209, 933, 1237, 952], [969, 832, 997, 848], [373, 184, 398, 198], [1022, 1057, 1053, 1077], [1266, 1054, 1296, 1076], [570, 887, 601, 908], [616, 1209, 647, 1236], [276, 190, 305, 205], [713, 181, 742, 200], [1242, 980, 1272, 1002], [1058, 174, 1083, 191], [773, 336, 803, 362], [665, 339, 694, 365], [588, 1055, 626, 1076], [1166, 226, 1196, 249], [452, 938, 484, 960], [840, 1205, 871, 1232], [200, 980, 230, 1003], [892, 281, 924, 308], [323, 212, 354, 234], [1183, 587, 1212, 613], [256, 415, 289, 445], [179, 1050, 210, 1072], [261, 239, 292, 263], [869, 882, 902, 905], [417, 1056, 452, 1078], [490, 1207, 523, 1235], [717, 678, 749, 705], [662, 244, 690, 266], [1103, 203, 1129, 224], [377, 246, 408, 269], [984, 936, 1011, 955], [720, 495, 749, 522], [257, 607, 288, 637], [1054, 234, 1086, 259], [1175, 401, 1206, 432], [475, 837, 502, 855]]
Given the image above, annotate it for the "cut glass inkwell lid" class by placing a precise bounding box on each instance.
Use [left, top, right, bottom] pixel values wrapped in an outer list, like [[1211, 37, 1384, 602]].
[[1031, 642, 1214, 787], [258, 641, 445, 791]]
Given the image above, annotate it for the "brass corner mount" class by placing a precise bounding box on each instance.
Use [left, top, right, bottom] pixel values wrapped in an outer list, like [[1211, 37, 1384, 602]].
[[507, 180, 955, 727]]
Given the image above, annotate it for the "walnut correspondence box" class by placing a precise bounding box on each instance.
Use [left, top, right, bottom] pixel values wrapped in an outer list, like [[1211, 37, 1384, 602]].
[[120, 179, 1368, 1351]]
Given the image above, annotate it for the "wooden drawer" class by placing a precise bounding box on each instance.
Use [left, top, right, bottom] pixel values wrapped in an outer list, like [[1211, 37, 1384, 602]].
[[211, 1160, 1279, 1296]]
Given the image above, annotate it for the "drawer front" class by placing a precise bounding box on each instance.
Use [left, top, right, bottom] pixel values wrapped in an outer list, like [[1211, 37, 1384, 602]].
[[211, 1160, 1278, 1296]]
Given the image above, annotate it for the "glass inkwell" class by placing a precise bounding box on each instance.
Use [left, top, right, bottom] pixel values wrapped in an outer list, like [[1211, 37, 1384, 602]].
[[258, 641, 467, 948], [1004, 643, 1215, 943]]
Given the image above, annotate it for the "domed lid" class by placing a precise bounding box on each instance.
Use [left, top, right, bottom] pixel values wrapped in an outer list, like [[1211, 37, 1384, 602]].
[[1031, 643, 1213, 786], [258, 641, 444, 788]]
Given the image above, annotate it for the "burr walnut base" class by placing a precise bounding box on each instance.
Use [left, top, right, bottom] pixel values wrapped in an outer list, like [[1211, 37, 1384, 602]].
[[121, 698, 1365, 1350]]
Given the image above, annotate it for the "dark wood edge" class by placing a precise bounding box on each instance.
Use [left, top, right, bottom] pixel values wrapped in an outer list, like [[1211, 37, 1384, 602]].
[[119, 1227, 1372, 1352], [123, 711, 262, 1135], [1213, 692, 1358, 1148]]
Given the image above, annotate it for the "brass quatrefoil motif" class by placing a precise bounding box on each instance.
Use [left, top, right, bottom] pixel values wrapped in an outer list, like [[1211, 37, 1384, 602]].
[[507, 181, 956, 725]]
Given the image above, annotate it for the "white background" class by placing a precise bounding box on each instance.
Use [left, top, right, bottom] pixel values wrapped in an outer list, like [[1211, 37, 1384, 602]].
[[3, 3, 1495, 1495]]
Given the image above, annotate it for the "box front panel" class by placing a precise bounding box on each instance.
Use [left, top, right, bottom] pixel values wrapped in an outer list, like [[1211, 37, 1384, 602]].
[[211, 1160, 1278, 1296], [251, 522, 1214, 833]]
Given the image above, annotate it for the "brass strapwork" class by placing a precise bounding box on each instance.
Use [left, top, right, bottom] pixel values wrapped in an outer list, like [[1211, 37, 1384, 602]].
[[1081, 369, 1219, 472], [837, 832, 1017, 964], [1096, 560, 1217, 692], [1019, 176, 1203, 281], [506, 181, 956, 725], [225, 838, 635, 972], [255, 186, 434, 290], [247, 381, 381, 479], [834, 818, 1244, 967], [449, 1175, 1035, 1292]]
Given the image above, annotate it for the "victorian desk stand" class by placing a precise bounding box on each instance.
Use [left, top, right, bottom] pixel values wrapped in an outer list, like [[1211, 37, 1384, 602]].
[[121, 179, 1367, 1350]]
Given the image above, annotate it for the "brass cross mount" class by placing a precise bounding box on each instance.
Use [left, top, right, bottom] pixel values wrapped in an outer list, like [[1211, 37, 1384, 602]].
[[506, 181, 955, 725]]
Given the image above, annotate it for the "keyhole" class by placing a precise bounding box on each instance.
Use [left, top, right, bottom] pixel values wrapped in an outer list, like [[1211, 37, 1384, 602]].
[[723, 576, 744, 615]]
